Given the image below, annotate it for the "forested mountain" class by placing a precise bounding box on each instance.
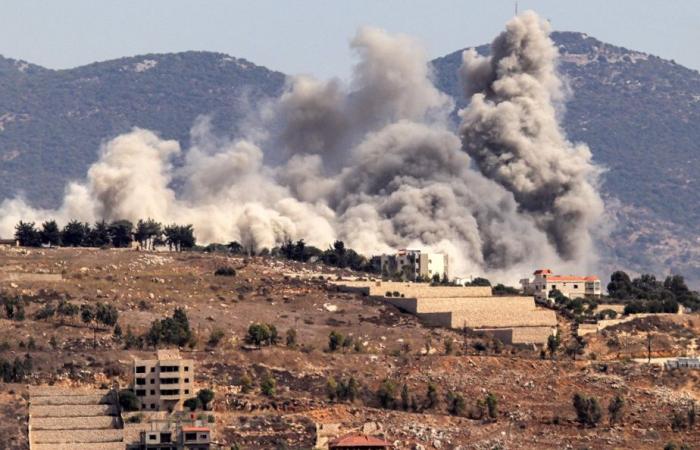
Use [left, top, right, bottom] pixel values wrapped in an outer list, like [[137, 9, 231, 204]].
[[1, 32, 699, 282]]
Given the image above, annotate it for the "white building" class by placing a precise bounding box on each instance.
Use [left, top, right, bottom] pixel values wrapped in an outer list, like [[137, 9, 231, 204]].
[[379, 249, 448, 282], [520, 269, 601, 301]]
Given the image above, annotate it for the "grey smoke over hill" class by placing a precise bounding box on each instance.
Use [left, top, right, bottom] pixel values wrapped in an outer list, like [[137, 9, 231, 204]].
[[459, 12, 604, 262], [0, 12, 605, 280]]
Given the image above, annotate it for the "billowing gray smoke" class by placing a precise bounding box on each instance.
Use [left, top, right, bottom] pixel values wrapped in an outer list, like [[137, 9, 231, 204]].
[[459, 11, 604, 260], [0, 12, 605, 282]]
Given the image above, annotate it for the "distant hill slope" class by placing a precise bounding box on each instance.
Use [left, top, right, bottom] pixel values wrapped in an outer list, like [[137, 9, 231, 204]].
[[1, 32, 699, 282], [0, 52, 285, 207]]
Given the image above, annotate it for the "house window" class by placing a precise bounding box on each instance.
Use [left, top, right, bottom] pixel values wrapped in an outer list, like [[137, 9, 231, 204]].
[[150, 404, 156, 410], [184, 378, 189, 383], [151, 367, 155, 373], [136, 366, 146, 373], [148, 433, 157, 441], [184, 433, 197, 441], [136, 389, 146, 396], [551, 285, 556, 290], [136, 378, 145, 385], [200, 433, 208, 440], [150, 379, 154, 384], [573, 284, 578, 289], [184, 366, 190, 372], [150, 390, 155, 395]]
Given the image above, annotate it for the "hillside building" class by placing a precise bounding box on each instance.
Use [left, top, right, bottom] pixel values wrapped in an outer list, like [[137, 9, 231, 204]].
[[520, 269, 601, 301], [379, 249, 448, 281], [133, 349, 194, 412]]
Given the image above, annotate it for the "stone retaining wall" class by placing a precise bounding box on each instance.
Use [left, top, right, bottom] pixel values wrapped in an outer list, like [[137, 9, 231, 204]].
[[32, 429, 123, 444], [30, 416, 117, 430], [30, 404, 115, 418]]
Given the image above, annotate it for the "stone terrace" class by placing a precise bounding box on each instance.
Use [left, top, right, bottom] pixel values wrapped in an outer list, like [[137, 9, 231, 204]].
[[28, 386, 124, 450]]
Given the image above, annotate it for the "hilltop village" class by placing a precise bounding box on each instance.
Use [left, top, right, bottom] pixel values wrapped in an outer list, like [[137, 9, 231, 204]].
[[0, 240, 699, 449]]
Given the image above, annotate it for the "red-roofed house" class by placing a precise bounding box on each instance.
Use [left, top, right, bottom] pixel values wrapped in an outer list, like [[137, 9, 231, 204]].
[[329, 434, 393, 450], [521, 269, 601, 301]]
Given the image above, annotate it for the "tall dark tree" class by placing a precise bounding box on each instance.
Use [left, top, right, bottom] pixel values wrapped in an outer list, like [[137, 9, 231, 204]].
[[61, 220, 89, 247], [108, 220, 134, 248], [14, 221, 41, 247], [88, 220, 111, 247], [135, 218, 162, 250], [40, 220, 61, 246], [163, 224, 195, 252], [607, 271, 633, 299]]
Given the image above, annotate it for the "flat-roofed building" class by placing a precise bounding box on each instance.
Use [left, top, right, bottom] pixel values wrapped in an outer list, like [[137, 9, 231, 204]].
[[379, 249, 448, 281], [521, 269, 601, 301], [133, 349, 194, 412]]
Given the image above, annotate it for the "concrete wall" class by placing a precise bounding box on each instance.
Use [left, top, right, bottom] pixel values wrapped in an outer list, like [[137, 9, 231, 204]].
[[447, 308, 556, 329], [330, 280, 491, 298], [386, 296, 536, 314]]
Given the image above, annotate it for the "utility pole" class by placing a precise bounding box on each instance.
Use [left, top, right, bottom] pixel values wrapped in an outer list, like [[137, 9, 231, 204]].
[[647, 332, 652, 364]]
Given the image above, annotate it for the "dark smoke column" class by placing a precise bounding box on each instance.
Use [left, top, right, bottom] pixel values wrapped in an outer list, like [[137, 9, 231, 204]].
[[459, 11, 604, 261]]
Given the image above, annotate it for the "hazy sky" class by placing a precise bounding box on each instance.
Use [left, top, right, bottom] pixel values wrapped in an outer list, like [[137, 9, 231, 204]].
[[1, 0, 698, 79]]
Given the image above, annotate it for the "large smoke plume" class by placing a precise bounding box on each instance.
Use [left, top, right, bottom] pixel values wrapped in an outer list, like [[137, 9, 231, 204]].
[[0, 12, 605, 282]]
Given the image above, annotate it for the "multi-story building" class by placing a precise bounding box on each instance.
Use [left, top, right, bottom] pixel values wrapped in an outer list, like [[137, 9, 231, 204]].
[[379, 249, 448, 282], [520, 269, 602, 301], [133, 349, 194, 412]]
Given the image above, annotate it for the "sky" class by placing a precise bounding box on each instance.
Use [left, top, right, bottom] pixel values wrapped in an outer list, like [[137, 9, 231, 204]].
[[0, 0, 698, 79]]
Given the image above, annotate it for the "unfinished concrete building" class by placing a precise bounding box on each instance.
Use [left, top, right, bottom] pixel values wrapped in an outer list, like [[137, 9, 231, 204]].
[[133, 349, 195, 412], [330, 280, 556, 345]]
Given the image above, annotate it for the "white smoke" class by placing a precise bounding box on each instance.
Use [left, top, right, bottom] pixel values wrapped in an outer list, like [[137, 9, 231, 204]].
[[0, 12, 605, 282]]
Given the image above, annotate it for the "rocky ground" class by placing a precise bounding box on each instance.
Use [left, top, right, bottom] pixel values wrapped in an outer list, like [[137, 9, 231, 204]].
[[0, 247, 699, 449]]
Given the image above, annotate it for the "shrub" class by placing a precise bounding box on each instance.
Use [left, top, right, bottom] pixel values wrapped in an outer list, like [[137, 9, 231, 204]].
[[239, 372, 253, 394], [326, 376, 338, 401], [184, 397, 199, 411], [444, 338, 454, 355], [197, 389, 215, 410], [146, 308, 192, 347], [385, 291, 392, 297], [246, 323, 278, 347], [214, 266, 236, 277], [486, 393, 498, 420], [377, 379, 397, 409], [426, 383, 439, 409], [119, 390, 140, 411], [608, 395, 624, 426], [328, 330, 345, 352], [126, 413, 143, 423], [207, 329, 225, 347], [285, 328, 297, 348], [261, 372, 276, 397], [573, 393, 602, 427], [401, 384, 410, 411], [447, 392, 466, 416]]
